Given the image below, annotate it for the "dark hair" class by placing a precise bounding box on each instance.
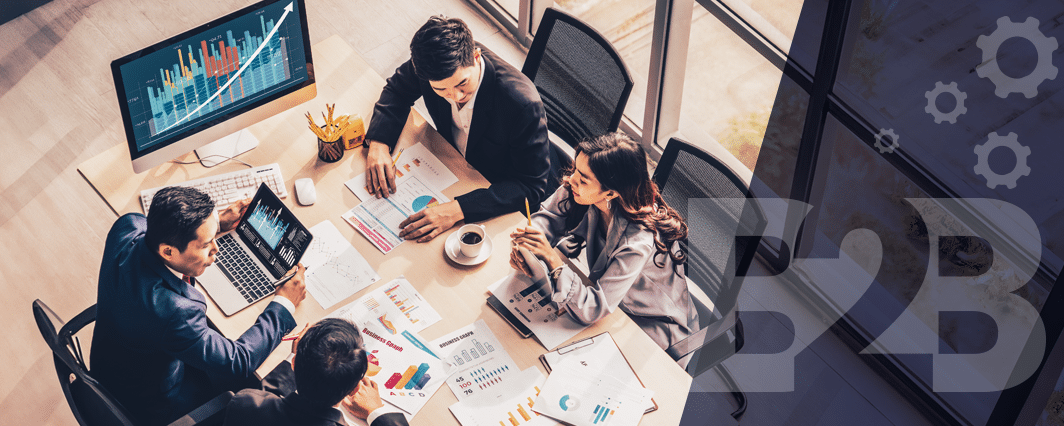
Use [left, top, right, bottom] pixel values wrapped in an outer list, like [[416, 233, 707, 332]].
[[409, 15, 476, 81], [561, 132, 688, 267], [294, 318, 368, 407], [144, 186, 215, 252]]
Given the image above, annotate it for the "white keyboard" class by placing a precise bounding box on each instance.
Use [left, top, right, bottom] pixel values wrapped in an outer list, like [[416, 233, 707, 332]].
[[140, 163, 287, 214]]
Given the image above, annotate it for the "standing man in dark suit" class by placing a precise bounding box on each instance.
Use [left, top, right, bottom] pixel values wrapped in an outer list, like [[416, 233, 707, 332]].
[[91, 187, 307, 425], [223, 318, 408, 426], [363, 15, 562, 242]]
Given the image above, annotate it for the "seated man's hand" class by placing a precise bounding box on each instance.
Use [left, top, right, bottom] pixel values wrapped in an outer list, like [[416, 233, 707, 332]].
[[342, 378, 385, 420], [274, 264, 307, 307], [217, 198, 251, 233], [365, 140, 396, 198], [398, 201, 464, 243]]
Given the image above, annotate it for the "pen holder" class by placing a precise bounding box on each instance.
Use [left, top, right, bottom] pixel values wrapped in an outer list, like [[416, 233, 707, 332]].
[[317, 126, 344, 163], [342, 114, 366, 150]]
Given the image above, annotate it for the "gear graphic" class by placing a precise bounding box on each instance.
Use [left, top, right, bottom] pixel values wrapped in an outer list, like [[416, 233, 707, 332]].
[[973, 132, 1031, 189], [924, 81, 967, 124], [874, 128, 899, 154], [976, 16, 1058, 99]]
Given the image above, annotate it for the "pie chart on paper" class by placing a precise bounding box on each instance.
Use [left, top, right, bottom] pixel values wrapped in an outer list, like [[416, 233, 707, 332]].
[[411, 195, 440, 212], [559, 394, 579, 411]]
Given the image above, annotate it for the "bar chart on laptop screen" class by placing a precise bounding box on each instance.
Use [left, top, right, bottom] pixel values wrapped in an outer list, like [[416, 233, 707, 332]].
[[247, 202, 289, 249], [118, 1, 309, 151]]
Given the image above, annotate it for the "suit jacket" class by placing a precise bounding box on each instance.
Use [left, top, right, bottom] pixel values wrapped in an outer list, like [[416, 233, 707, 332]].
[[223, 361, 408, 426], [91, 213, 297, 425], [366, 44, 560, 222], [532, 187, 698, 352]]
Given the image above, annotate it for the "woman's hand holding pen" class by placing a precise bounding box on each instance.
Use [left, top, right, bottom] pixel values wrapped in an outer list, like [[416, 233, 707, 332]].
[[510, 226, 563, 272]]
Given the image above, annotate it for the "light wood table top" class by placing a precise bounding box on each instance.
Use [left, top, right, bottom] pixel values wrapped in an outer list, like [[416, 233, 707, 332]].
[[78, 34, 691, 426]]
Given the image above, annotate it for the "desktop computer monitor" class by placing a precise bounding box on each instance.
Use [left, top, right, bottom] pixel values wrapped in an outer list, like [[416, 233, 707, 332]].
[[111, 0, 315, 173]]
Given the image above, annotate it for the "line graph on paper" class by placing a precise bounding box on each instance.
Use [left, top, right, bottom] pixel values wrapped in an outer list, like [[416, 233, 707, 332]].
[[302, 221, 380, 309]]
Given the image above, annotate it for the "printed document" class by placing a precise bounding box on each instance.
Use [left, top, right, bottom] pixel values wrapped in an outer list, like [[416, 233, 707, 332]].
[[302, 220, 380, 309], [342, 176, 449, 254], [345, 142, 458, 202]]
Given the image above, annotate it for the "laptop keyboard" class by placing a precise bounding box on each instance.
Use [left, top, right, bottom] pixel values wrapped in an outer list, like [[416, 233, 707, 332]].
[[216, 234, 274, 303]]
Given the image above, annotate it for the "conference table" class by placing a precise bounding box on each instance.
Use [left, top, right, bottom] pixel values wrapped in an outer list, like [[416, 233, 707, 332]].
[[78, 35, 692, 426]]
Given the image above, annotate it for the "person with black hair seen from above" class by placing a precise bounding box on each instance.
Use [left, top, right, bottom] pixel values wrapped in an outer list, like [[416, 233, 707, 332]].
[[223, 318, 408, 426], [510, 132, 699, 367], [364, 15, 562, 242], [91, 186, 308, 425]]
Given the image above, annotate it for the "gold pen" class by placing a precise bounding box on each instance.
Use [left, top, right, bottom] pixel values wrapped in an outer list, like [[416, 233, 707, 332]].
[[391, 148, 405, 167], [524, 197, 532, 226]]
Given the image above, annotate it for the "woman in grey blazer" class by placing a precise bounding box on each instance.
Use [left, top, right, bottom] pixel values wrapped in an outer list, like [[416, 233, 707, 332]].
[[510, 132, 698, 361]]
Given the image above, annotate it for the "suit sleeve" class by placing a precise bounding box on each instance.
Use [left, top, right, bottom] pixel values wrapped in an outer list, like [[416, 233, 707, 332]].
[[366, 59, 424, 150], [455, 99, 550, 222], [162, 300, 296, 387], [371, 412, 410, 426]]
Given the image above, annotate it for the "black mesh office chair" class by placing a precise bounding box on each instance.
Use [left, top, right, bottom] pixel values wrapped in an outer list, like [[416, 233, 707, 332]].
[[653, 138, 765, 420], [522, 7, 634, 171], [32, 300, 232, 426]]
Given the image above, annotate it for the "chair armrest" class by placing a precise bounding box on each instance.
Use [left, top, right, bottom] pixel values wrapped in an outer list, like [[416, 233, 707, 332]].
[[167, 391, 234, 426]]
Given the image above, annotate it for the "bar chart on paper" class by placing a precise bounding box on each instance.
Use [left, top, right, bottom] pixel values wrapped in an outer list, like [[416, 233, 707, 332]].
[[449, 368, 561, 426], [117, 1, 310, 151]]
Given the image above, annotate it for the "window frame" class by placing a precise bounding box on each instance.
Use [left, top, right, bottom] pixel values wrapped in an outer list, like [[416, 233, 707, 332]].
[[472, 0, 1064, 424]]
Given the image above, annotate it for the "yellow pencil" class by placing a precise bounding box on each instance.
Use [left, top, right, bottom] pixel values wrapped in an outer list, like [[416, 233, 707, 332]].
[[524, 197, 532, 226], [391, 148, 404, 167]]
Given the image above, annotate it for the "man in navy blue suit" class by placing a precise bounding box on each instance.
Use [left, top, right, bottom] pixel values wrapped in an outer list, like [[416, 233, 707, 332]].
[[91, 186, 307, 425]]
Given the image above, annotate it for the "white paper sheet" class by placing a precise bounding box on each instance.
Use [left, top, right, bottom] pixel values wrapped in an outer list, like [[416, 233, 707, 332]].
[[328, 277, 441, 334], [449, 367, 562, 426], [345, 142, 459, 201], [488, 272, 587, 350], [430, 319, 520, 400], [342, 175, 450, 254], [533, 363, 653, 426], [302, 220, 381, 309]]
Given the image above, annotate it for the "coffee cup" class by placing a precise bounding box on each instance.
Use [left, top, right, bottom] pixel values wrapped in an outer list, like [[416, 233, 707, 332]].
[[457, 224, 486, 258]]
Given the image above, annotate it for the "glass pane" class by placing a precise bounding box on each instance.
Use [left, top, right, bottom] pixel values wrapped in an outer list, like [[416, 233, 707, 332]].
[[680, 2, 808, 181], [809, 115, 1052, 426], [493, 0, 520, 22], [552, 0, 655, 126], [831, 0, 1064, 273]]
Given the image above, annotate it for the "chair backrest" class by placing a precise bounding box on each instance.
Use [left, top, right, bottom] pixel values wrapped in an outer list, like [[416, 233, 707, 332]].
[[522, 7, 634, 148], [33, 300, 138, 426], [653, 138, 765, 324]]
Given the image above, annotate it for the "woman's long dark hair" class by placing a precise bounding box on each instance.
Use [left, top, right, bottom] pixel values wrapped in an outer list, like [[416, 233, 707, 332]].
[[559, 132, 687, 268]]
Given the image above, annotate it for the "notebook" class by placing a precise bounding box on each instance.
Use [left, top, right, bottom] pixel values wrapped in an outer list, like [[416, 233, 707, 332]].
[[198, 183, 313, 316]]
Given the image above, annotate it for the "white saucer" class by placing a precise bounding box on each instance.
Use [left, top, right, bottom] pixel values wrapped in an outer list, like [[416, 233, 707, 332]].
[[445, 231, 492, 266]]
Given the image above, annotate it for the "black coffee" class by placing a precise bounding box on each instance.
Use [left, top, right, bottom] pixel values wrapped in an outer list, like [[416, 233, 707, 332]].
[[461, 232, 483, 245]]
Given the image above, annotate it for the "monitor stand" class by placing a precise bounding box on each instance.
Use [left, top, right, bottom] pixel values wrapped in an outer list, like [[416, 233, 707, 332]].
[[195, 129, 260, 167]]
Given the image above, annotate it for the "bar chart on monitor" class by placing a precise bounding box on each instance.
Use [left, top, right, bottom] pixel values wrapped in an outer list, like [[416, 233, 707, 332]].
[[117, 1, 309, 151]]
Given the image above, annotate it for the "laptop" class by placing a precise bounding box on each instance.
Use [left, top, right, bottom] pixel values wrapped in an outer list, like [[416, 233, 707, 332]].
[[198, 183, 313, 316]]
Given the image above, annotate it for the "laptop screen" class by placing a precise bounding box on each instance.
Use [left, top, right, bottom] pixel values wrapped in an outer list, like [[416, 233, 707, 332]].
[[236, 183, 311, 278]]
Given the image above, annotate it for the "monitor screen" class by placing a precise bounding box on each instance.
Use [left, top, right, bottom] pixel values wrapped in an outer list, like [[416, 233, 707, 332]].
[[111, 0, 315, 173]]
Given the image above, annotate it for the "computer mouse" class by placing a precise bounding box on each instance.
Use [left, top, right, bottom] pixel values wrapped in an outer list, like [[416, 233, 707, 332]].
[[294, 178, 316, 206]]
